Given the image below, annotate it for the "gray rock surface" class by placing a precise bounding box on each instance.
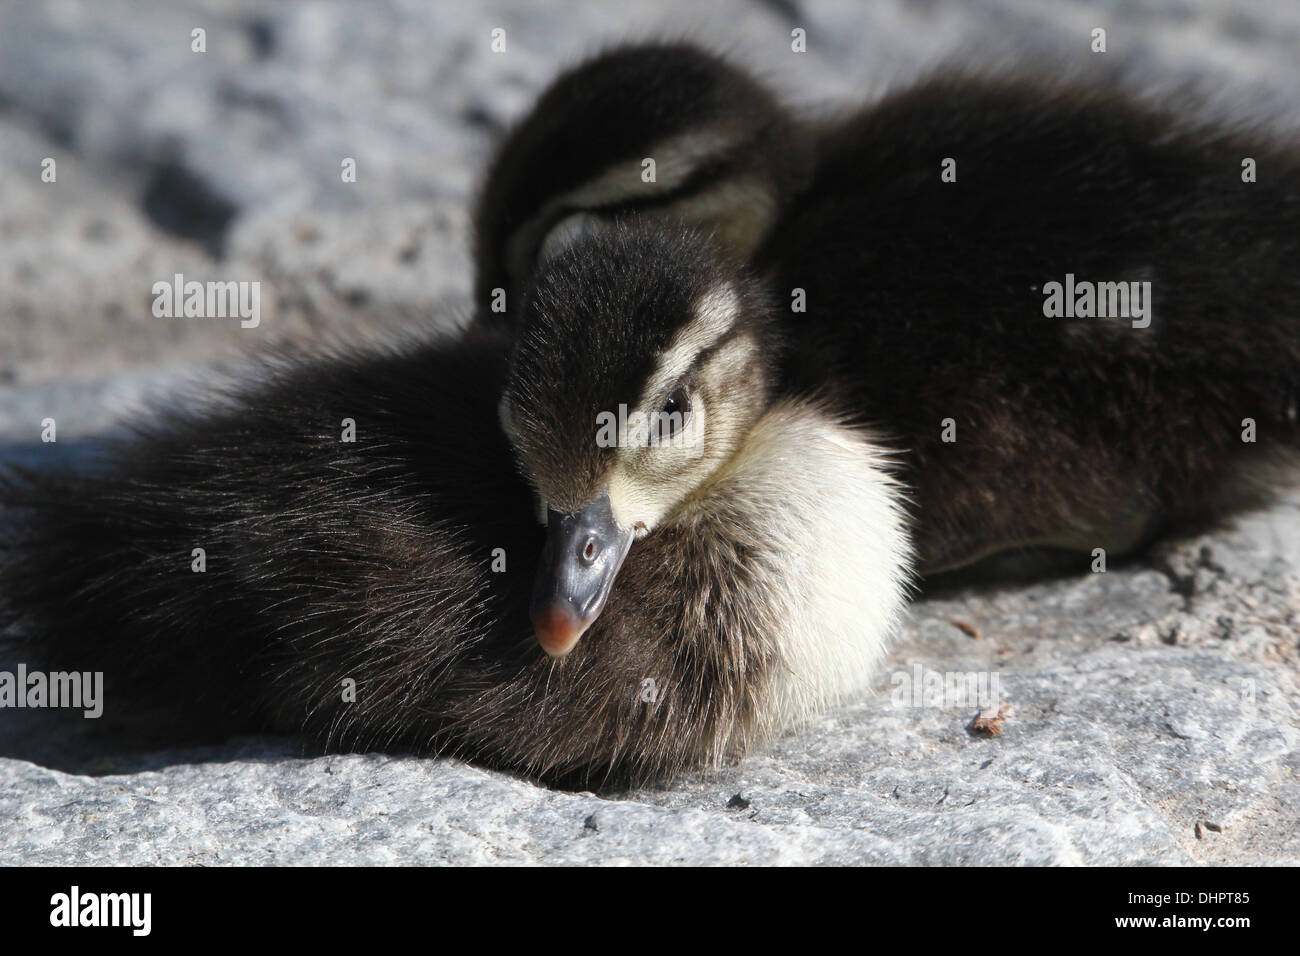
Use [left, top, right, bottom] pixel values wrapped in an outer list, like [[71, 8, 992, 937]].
[[2, 0, 1298, 864]]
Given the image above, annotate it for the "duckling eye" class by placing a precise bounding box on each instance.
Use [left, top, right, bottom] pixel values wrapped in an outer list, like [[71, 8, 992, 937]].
[[662, 387, 688, 420], [653, 386, 692, 443]]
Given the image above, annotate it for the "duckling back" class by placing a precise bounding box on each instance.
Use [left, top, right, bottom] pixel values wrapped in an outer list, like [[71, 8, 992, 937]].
[[767, 75, 1300, 572], [0, 331, 543, 747]]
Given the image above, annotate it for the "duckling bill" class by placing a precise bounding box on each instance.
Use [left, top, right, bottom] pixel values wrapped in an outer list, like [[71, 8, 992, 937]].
[[0, 225, 911, 786], [530, 490, 633, 656]]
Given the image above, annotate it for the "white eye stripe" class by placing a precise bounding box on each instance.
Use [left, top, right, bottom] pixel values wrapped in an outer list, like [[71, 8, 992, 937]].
[[546, 127, 744, 211], [504, 126, 748, 284], [634, 282, 740, 414]]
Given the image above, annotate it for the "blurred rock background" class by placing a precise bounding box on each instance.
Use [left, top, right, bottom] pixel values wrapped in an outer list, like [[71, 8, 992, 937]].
[[1, 0, 1298, 864]]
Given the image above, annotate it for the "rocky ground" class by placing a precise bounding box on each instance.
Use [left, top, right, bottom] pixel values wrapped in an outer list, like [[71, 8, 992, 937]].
[[2, 0, 1298, 865]]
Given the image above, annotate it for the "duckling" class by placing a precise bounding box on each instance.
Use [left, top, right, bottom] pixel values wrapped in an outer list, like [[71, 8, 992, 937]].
[[0, 224, 910, 786], [475, 46, 1300, 575], [471, 41, 810, 325], [763, 74, 1300, 573]]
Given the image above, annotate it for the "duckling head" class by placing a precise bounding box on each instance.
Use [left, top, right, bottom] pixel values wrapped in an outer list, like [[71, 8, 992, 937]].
[[499, 222, 779, 656], [473, 42, 807, 320]]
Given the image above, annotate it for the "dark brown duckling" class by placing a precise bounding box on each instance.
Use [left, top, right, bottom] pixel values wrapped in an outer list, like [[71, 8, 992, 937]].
[[1, 225, 910, 787]]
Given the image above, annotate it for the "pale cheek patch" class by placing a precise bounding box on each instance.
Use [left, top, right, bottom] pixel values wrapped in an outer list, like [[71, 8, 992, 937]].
[[609, 324, 761, 534], [606, 389, 719, 534], [570, 282, 746, 538], [536, 211, 603, 264], [498, 396, 519, 446], [607, 465, 676, 534]]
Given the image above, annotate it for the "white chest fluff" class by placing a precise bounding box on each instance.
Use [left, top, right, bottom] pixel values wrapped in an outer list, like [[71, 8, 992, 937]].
[[693, 401, 913, 732]]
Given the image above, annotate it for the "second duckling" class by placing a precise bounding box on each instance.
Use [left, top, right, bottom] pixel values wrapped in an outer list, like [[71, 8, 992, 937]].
[[473, 43, 1300, 578]]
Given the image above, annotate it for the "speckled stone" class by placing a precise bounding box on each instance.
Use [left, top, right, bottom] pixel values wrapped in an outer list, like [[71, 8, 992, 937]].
[[2, 0, 1299, 865]]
